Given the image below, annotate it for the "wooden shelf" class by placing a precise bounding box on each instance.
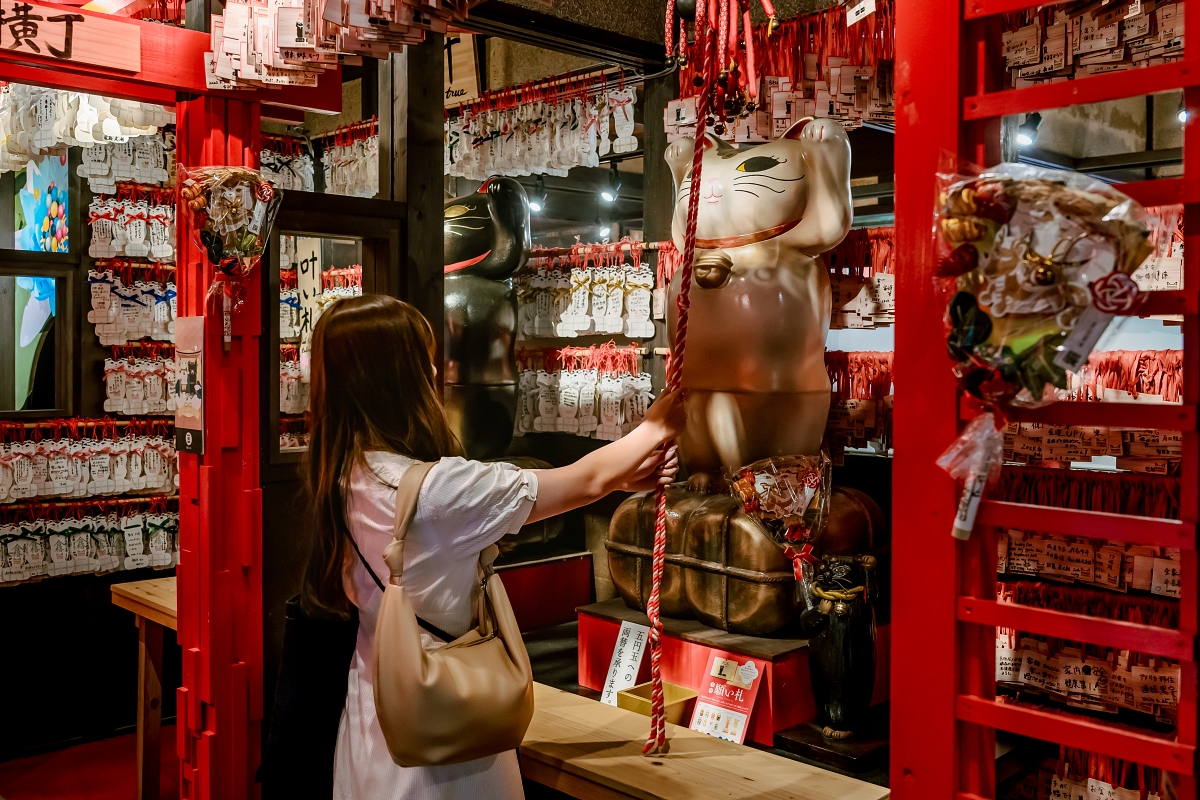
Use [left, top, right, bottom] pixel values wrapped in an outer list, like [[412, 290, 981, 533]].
[[976, 500, 1195, 550], [957, 597, 1192, 659], [955, 695, 1194, 774]]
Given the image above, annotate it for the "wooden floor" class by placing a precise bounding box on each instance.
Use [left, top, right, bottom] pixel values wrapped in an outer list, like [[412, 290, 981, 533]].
[[521, 683, 891, 800]]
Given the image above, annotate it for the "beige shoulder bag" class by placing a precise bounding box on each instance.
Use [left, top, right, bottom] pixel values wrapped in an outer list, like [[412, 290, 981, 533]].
[[370, 461, 534, 767]]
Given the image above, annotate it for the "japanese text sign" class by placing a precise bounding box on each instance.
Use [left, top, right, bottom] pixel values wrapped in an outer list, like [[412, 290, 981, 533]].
[[599, 620, 649, 706], [0, 1, 141, 73], [689, 650, 763, 744]]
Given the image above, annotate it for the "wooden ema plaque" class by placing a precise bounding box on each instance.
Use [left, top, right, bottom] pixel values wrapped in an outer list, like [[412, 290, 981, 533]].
[[0, 0, 141, 72]]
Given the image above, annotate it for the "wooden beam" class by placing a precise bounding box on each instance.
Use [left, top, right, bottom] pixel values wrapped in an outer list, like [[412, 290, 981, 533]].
[[404, 36, 445, 376]]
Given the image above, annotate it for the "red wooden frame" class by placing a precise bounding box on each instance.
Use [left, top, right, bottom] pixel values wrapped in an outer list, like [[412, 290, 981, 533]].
[[894, 2, 1199, 798], [0, 15, 342, 800]]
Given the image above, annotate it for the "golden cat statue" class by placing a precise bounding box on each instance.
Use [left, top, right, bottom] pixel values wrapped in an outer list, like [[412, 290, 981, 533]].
[[667, 117, 852, 482]]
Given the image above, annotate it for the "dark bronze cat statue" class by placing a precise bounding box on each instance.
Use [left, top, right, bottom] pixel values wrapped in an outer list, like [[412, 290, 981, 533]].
[[443, 177, 530, 459], [798, 554, 878, 740]]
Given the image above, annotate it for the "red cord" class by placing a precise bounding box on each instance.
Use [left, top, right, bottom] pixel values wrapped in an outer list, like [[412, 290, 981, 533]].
[[643, 15, 716, 760]]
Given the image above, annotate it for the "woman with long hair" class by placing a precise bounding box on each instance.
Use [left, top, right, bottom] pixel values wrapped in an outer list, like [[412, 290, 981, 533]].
[[304, 295, 684, 800]]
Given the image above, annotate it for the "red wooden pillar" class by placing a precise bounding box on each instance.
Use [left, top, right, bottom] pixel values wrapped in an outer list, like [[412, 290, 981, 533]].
[[890, 3, 963, 798], [174, 96, 264, 800]]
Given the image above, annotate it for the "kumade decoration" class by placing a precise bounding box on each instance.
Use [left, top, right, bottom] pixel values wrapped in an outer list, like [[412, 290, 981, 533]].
[[178, 165, 282, 347]]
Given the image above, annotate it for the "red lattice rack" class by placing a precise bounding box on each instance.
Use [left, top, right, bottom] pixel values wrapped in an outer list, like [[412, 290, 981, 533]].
[[893, 2, 1199, 799]]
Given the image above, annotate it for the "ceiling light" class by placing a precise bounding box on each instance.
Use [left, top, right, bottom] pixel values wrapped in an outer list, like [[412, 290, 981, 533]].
[[1179, 106, 1188, 124], [528, 176, 546, 213], [1016, 112, 1041, 148], [600, 162, 621, 204], [599, 225, 612, 238]]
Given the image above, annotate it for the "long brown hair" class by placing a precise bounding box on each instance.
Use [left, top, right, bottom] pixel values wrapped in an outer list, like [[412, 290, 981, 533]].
[[301, 294, 461, 616]]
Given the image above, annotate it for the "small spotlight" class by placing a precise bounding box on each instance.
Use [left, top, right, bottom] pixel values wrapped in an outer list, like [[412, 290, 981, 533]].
[[599, 225, 612, 238], [528, 176, 547, 213], [1179, 107, 1189, 124], [1016, 112, 1041, 148], [600, 162, 621, 204]]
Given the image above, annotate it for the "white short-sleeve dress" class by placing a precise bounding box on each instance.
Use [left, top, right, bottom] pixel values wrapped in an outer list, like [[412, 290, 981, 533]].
[[331, 452, 538, 800]]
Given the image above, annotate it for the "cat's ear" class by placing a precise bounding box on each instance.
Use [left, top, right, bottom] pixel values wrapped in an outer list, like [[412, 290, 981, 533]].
[[665, 138, 696, 188], [665, 134, 727, 188], [782, 117, 813, 140]]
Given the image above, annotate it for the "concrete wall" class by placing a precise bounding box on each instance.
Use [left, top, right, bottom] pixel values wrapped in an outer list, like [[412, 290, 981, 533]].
[[486, 38, 599, 89]]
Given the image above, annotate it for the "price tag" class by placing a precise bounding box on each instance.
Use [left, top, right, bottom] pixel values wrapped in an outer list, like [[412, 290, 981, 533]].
[[599, 620, 649, 706], [846, 0, 876, 26], [996, 647, 1021, 683], [1151, 557, 1182, 598]]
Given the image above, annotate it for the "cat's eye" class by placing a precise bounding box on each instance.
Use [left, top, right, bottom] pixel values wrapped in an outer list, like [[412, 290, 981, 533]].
[[736, 156, 783, 173], [444, 204, 471, 218]]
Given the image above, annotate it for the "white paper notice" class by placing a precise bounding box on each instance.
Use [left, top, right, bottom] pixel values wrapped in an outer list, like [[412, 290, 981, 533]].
[[599, 620, 650, 705]]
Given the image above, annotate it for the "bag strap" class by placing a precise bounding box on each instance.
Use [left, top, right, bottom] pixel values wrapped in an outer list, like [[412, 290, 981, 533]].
[[348, 535, 454, 643], [383, 461, 437, 581]]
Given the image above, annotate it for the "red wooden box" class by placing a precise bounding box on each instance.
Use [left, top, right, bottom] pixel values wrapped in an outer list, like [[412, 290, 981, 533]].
[[578, 599, 890, 748]]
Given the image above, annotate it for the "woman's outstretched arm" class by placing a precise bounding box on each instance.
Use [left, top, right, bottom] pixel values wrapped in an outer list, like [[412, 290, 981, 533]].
[[525, 389, 686, 524]]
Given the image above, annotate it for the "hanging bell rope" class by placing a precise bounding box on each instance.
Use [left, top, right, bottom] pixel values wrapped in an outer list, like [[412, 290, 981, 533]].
[[641, 0, 730, 758]]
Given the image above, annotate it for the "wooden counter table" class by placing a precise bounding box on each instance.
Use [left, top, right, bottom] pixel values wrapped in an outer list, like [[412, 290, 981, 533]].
[[111, 576, 177, 800], [520, 683, 890, 800]]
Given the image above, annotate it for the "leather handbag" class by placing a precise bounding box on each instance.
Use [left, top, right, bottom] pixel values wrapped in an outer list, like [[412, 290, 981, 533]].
[[370, 461, 534, 767]]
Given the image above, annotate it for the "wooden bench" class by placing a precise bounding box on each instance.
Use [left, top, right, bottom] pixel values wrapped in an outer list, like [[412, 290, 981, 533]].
[[111, 576, 177, 800], [520, 683, 891, 800]]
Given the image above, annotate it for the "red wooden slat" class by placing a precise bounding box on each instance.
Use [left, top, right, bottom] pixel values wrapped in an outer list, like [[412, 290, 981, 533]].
[[1141, 290, 1198, 317], [977, 501, 1195, 549], [963, 0, 1068, 19], [964, 62, 1200, 121], [1120, 177, 1200, 208], [960, 396, 1196, 429], [958, 598, 1193, 659], [956, 695, 1195, 774]]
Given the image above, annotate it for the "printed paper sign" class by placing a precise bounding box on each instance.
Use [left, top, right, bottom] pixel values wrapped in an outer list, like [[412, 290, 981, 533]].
[[295, 236, 322, 377], [689, 650, 763, 744], [174, 317, 204, 455], [599, 620, 649, 706]]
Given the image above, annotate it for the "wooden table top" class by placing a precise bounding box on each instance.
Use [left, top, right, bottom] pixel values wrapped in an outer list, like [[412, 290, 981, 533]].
[[111, 576, 177, 631], [521, 683, 890, 800]]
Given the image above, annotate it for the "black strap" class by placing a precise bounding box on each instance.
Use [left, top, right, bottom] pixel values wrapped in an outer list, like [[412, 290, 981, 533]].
[[346, 533, 456, 643]]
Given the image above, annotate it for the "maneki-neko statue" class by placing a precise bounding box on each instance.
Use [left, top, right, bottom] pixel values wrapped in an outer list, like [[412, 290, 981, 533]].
[[443, 176, 530, 460], [607, 118, 883, 642]]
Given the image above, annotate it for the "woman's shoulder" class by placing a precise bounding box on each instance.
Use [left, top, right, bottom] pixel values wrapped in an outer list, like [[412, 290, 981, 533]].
[[360, 450, 419, 489]]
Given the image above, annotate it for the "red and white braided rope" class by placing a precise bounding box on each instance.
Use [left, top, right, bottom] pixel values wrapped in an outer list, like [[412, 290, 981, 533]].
[[643, 16, 716, 759]]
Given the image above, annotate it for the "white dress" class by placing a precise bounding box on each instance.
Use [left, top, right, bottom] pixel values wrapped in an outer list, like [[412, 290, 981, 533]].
[[332, 452, 538, 800]]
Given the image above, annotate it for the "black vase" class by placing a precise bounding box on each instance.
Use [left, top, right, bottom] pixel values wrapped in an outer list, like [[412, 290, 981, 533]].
[[798, 554, 877, 738]]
